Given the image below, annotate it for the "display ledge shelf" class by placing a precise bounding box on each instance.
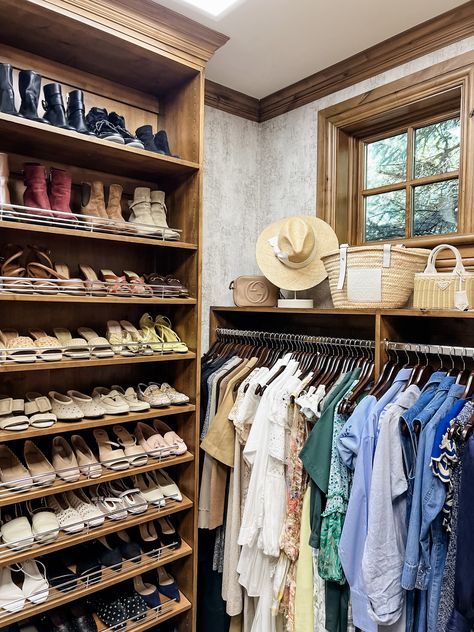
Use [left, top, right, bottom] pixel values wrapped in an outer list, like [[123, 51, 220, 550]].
[[0, 541, 192, 627], [0, 404, 195, 443], [0, 451, 194, 508], [0, 351, 196, 374], [0, 113, 200, 181], [0, 218, 198, 250], [0, 495, 193, 567], [212, 306, 474, 318], [94, 596, 192, 632], [0, 294, 197, 306]]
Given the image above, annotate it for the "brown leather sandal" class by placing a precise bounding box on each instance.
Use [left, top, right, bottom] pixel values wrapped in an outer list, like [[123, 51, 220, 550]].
[[79, 264, 107, 296], [0, 244, 33, 293], [145, 273, 177, 297], [25, 245, 64, 295], [54, 263, 86, 296]]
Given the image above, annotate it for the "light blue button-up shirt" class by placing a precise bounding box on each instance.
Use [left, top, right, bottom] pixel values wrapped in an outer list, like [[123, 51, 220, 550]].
[[338, 368, 412, 632]]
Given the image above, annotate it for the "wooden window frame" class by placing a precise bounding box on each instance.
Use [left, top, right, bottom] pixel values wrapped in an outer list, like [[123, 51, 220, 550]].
[[317, 51, 474, 255]]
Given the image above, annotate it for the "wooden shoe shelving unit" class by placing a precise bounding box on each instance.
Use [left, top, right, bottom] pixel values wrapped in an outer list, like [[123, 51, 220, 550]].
[[0, 2, 227, 631]]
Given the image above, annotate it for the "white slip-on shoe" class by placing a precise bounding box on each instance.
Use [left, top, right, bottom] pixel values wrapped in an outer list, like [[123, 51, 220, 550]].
[[65, 490, 105, 528], [17, 559, 49, 604], [0, 445, 33, 492], [0, 566, 25, 612], [46, 494, 85, 534], [66, 390, 105, 419], [70, 434, 102, 479], [48, 392, 83, 422], [26, 500, 60, 545], [137, 383, 171, 409], [152, 382, 190, 406], [92, 387, 129, 415], [135, 422, 172, 459], [113, 425, 148, 467], [152, 419, 187, 455], [93, 428, 129, 470], [1, 515, 34, 551], [51, 436, 80, 482], [151, 470, 182, 502], [23, 441, 56, 487], [111, 385, 150, 412]]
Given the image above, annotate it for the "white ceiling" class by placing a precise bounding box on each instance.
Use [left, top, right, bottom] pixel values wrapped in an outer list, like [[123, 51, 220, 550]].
[[156, 0, 467, 98]]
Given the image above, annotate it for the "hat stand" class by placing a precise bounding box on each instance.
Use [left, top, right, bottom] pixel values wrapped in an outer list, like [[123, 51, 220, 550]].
[[278, 291, 314, 309]]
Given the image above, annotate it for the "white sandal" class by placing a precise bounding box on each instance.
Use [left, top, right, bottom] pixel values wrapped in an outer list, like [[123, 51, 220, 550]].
[[77, 327, 114, 358], [24, 393, 56, 428], [53, 328, 91, 359], [0, 329, 38, 364], [89, 484, 128, 521], [105, 480, 148, 515], [16, 559, 49, 604], [46, 494, 85, 533], [93, 428, 130, 470], [0, 397, 30, 431], [113, 425, 148, 467], [0, 566, 25, 612], [28, 329, 63, 362]]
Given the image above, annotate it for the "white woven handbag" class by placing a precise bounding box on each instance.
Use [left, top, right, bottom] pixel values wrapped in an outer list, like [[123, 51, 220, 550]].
[[413, 244, 474, 311]]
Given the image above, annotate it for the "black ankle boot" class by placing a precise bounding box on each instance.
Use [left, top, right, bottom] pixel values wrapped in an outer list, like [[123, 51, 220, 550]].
[[42, 83, 75, 130], [135, 125, 164, 154], [154, 130, 180, 158], [0, 63, 20, 116], [67, 90, 92, 134], [19, 70, 49, 124]]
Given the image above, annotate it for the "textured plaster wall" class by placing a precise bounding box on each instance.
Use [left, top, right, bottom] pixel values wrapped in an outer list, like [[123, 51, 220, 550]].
[[202, 36, 474, 348]]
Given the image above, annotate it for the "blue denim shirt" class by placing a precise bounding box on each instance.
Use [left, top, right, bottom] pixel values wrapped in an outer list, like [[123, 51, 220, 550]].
[[338, 368, 412, 632], [401, 376, 456, 591]]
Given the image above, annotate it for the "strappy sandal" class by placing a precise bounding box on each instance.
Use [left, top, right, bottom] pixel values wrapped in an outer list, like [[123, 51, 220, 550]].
[[77, 326, 114, 358], [54, 263, 86, 296], [154, 315, 189, 353], [53, 328, 91, 359], [89, 484, 128, 521], [28, 329, 63, 362], [113, 425, 148, 467], [0, 244, 33, 294], [24, 392, 57, 428], [152, 419, 187, 455], [79, 264, 107, 296], [164, 275, 190, 298], [119, 320, 152, 355], [106, 320, 135, 356], [0, 329, 38, 363], [100, 269, 132, 297], [25, 245, 64, 295], [138, 312, 167, 354], [123, 271, 154, 298], [105, 479, 148, 514], [93, 428, 130, 471], [0, 397, 29, 431]]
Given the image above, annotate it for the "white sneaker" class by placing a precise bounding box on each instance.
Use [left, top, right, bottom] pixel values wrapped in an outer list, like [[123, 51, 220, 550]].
[[65, 490, 105, 527], [46, 494, 85, 533]]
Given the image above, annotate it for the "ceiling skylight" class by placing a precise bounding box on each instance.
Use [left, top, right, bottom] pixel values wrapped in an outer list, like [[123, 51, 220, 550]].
[[175, 0, 241, 17]]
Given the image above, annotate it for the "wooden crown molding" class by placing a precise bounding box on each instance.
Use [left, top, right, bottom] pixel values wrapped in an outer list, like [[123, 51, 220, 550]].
[[35, 0, 229, 68], [204, 80, 260, 122], [205, 1, 474, 122]]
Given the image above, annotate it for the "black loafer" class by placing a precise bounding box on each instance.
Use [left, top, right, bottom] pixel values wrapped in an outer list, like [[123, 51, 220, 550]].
[[70, 602, 98, 632], [45, 556, 77, 593]]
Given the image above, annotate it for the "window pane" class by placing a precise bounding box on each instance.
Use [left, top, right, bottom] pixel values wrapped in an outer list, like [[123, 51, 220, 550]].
[[365, 133, 407, 189], [364, 190, 406, 241], [413, 179, 458, 237], [414, 117, 460, 178]]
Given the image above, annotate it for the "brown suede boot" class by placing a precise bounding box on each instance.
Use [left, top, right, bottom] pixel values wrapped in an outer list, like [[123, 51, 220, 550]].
[[105, 183, 124, 222], [0, 153, 10, 208], [81, 181, 108, 221]]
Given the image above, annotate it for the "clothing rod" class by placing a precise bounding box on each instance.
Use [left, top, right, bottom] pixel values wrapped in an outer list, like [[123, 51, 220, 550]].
[[384, 339, 474, 358], [215, 327, 375, 348]]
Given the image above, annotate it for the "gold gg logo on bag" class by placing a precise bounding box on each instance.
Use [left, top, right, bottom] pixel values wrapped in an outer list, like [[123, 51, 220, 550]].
[[230, 276, 278, 307]]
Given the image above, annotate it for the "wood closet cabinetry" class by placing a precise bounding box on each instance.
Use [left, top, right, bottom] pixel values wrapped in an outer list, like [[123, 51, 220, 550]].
[[0, 3, 226, 632]]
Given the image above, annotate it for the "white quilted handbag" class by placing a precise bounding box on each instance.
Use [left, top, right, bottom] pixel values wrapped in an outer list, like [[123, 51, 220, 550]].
[[413, 244, 474, 311]]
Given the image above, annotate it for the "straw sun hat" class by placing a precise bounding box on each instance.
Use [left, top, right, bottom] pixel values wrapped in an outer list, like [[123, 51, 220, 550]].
[[256, 216, 339, 291]]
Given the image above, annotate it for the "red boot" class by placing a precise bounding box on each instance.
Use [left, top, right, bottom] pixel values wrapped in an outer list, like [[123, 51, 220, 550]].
[[49, 167, 77, 221], [23, 163, 54, 217]]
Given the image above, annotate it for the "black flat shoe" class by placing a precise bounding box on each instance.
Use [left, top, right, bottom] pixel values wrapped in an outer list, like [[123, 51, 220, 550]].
[[45, 555, 77, 593], [70, 602, 98, 632], [107, 530, 141, 563], [74, 543, 102, 584], [41, 609, 74, 632], [90, 536, 123, 571], [156, 516, 181, 550]]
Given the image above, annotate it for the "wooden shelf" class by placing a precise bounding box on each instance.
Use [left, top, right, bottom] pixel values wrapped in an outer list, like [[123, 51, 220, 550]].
[[0, 218, 198, 250], [0, 293, 197, 306], [0, 114, 200, 181], [212, 305, 474, 318], [0, 452, 194, 508], [0, 542, 192, 627], [0, 352, 196, 373], [0, 495, 193, 567], [0, 404, 195, 443]]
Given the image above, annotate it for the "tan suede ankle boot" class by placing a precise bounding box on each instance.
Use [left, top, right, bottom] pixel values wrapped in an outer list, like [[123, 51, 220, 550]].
[[128, 187, 156, 234], [106, 184, 124, 222], [81, 181, 108, 221], [150, 190, 179, 240]]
